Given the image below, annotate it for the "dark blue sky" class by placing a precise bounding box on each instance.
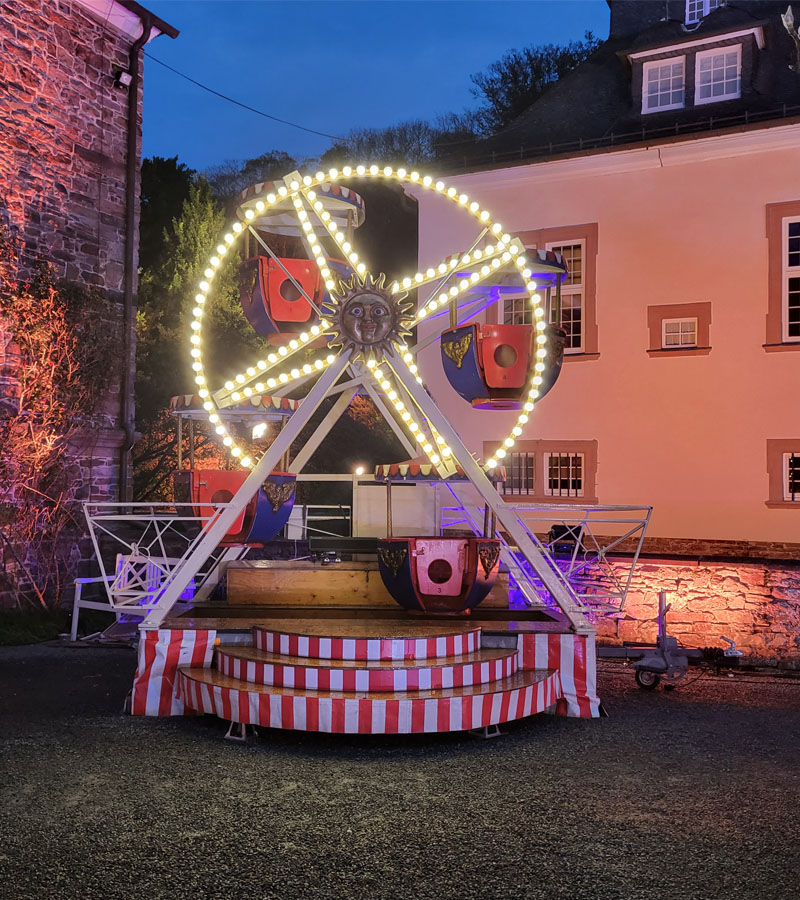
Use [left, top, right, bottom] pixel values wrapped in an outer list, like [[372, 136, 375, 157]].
[[141, 0, 610, 172]]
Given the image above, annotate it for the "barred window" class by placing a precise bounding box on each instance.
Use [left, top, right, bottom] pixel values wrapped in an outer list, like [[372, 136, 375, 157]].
[[501, 452, 535, 496], [785, 220, 800, 342], [545, 453, 584, 498], [784, 454, 800, 502]]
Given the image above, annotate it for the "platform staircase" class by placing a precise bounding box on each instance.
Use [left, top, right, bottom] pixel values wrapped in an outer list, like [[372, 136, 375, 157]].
[[177, 622, 561, 735]]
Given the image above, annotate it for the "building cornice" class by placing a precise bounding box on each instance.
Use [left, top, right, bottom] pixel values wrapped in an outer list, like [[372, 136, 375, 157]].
[[409, 121, 800, 195], [73, 0, 178, 42], [626, 25, 765, 60]]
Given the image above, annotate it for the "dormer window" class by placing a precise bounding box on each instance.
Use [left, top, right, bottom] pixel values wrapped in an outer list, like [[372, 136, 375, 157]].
[[642, 57, 685, 113], [695, 45, 741, 104], [686, 0, 724, 25]]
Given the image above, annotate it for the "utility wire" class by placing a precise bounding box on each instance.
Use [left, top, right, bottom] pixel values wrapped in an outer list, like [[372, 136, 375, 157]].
[[144, 51, 354, 144]]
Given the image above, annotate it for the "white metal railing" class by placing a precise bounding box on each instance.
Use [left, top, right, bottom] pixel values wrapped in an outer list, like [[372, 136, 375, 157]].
[[441, 488, 652, 615]]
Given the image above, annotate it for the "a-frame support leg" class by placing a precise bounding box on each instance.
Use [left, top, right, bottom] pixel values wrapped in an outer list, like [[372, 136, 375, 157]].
[[383, 351, 592, 634], [139, 355, 352, 630]]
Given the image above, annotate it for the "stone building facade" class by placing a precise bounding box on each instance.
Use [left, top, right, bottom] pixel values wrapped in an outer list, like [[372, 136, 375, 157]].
[[0, 0, 177, 605]]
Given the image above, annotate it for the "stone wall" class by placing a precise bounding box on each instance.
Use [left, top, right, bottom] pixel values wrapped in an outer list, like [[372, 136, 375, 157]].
[[0, 0, 144, 605], [593, 558, 800, 665]]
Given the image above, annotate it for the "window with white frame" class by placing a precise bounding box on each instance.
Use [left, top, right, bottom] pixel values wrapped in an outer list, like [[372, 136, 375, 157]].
[[695, 46, 741, 104], [642, 58, 685, 114], [546, 240, 584, 352], [662, 317, 698, 348], [783, 453, 800, 502], [686, 0, 724, 24], [785, 218, 800, 341], [544, 452, 584, 498], [501, 452, 535, 496], [503, 292, 532, 326]]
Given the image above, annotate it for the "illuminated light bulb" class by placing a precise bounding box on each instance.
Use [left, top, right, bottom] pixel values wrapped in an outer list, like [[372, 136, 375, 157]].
[[191, 348, 201, 358], [491, 223, 502, 234], [279, 373, 289, 383], [459, 279, 469, 290], [485, 244, 495, 255], [224, 381, 234, 391], [267, 378, 277, 389], [523, 269, 533, 280], [431, 454, 441, 465], [302, 221, 312, 232], [290, 368, 300, 379], [240, 457, 252, 468], [450, 258, 458, 268], [524, 402, 536, 412], [510, 244, 520, 255], [316, 172, 325, 182], [246, 367, 256, 377], [224, 233, 234, 244], [417, 307, 427, 318], [470, 273, 480, 283], [435, 181, 446, 192], [529, 388, 539, 399], [356, 165, 366, 176], [425, 268, 435, 279], [410, 171, 419, 181], [422, 176, 432, 187], [278, 346, 288, 357], [469, 202, 479, 212], [231, 391, 241, 401], [216, 244, 226, 255], [289, 339, 299, 350], [202, 402, 212, 412], [436, 263, 447, 276], [278, 186, 288, 197], [341, 167, 352, 177], [310, 325, 320, 336], [215, 425, 225, 436], [387, 390, 397, 401], [423, 443, 433, 454], [442, 447, 452, 458], [401, 411, 411, 422], [193, 307, 203, 318], [255, 202, 265, 213], [191, 335, 200, 345], [380, 380, 391, 390], [409, 422, 419, 432], [532, 294, 542, 304], [198, 388, 209, 398], [209, 414, 219, 424], [369, 165, 379, 175], [414, 273, 423, 283], [536, 348, 547, 359], [231, 447, 242, 458], [314, 359, 323, 370], [383, 166, 392, 176], [313, 201, 323, 211], [481, 265, 490, 276], [255, 382, 265, 392], [492, 259, 501, 269], [537, 335, 547, 345], [190, 321, 201, 331], [518, 414, 529, 424], [342, 241, 352, 253], [210, 256, 220, 266], [302, 364, 312, 375], [402, 277, 412, 288], [356, 263, 366, 274], [502, 252, 511, 262], [195, 375, 205, 385], [244, 210, 254, 221], [403, 353, 413, 363], [320, 319, 331, 329], [473, 249, 483, 259], [512, 427, 523, 437], [502, 234, 512, 244], [449, 286, 458, 297], [415, 376, 423, 384], [236, 374, 246, 384], [232, 222, 243, 233], [462, 253, 471, 264], [447, 187, 457, 198], [303, 175, 313, 186], [366, 358, 377, 369], [409, 364, 418, 374], [325, 279, 336, 291], [534, 308, 545, 319], [504, 438, 515, 448], [307, 191, 316, 200], [486, 458, 497, 469], [326, 354, 335, 364], [243, 387, 253, 397], [533, 375, 543, 386], [266, 193, 276, 204], [429, 300, 438, 311], [459, 194, 468, 205], [496, 448, 507, 459], [290, 180, 299, 190], [480, 211, 490, 221], [199, 281, 209, 292], [534, 363, 545, 373]]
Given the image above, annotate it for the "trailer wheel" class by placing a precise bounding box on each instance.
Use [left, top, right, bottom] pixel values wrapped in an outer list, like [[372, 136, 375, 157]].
[[635, 670, 661, 690]]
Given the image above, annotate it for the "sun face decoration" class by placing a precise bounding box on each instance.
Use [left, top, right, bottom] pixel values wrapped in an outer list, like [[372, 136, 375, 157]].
[[325, 273, 414, 361]]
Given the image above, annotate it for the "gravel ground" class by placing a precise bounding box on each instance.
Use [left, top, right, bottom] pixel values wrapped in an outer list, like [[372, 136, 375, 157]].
[[0, 644, 798, 900]]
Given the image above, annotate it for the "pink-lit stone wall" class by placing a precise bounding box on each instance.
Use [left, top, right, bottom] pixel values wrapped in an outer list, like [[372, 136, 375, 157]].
[[593, 559, 800, 664]]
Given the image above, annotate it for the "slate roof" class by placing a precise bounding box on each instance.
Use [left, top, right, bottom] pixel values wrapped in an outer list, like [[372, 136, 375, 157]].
[[441, 1, 800, 174]]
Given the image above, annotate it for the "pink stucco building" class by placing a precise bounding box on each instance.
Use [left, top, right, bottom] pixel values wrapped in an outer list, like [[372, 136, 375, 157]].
[[412, 0, 800, 661]]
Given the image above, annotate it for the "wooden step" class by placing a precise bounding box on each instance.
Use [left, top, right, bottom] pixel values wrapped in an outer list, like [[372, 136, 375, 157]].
[[177, 667, 561, 734], [252, 624, 481, 661], [216, 645, 518, 692]]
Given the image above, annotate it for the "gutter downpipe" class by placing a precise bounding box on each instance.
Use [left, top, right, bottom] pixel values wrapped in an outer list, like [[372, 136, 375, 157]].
[[120, 14, 153, 502]]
